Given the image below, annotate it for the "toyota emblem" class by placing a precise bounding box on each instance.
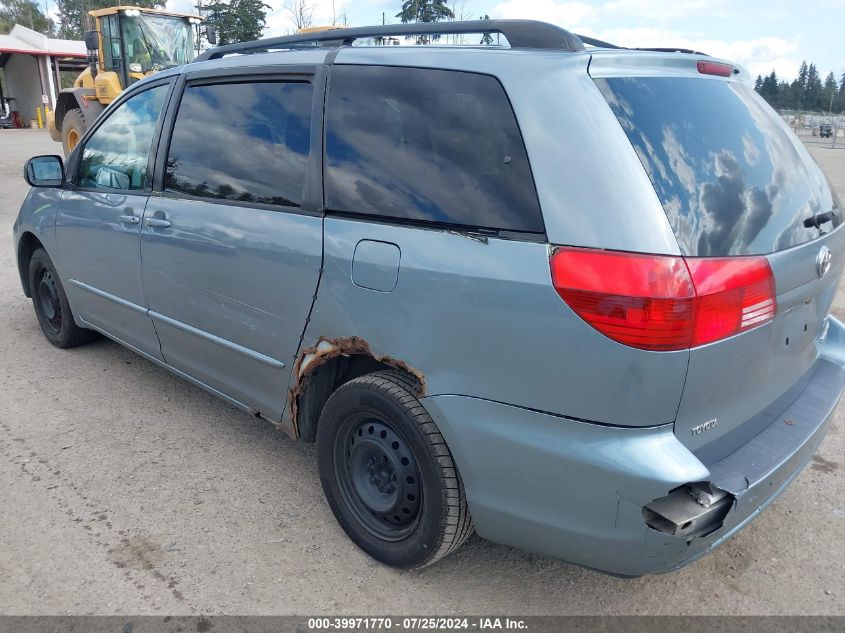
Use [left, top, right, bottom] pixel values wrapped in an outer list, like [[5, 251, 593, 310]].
[[816, 246, 832, 278]]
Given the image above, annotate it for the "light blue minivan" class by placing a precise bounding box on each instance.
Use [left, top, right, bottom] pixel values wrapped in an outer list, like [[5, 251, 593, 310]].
[[13, 20, 845, 575]]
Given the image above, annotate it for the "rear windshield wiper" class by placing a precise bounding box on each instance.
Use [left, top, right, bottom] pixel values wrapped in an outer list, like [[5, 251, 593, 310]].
[[803, 210, 835, 229]]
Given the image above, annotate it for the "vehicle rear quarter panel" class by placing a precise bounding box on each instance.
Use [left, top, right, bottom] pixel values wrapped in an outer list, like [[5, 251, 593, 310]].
[[301, 217, 689, 425]]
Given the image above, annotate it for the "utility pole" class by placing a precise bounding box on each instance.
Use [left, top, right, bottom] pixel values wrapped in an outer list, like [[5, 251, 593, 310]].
[[194, 0, 203, 55]]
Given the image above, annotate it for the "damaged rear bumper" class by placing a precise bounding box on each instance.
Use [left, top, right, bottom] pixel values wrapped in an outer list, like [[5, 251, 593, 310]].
[[421, 356, 844, 577]]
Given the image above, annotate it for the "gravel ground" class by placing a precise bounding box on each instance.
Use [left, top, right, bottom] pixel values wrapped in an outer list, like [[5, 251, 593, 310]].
[[0, 129, 843, 615]]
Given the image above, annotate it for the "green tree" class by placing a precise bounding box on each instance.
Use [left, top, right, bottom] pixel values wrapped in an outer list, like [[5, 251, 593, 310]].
[[0, 0, 54, 35], [55, 0, 165, 40], [396, 0, 454, 44], [777, 80, 789, 108], [822, 71, 837, 113], [805, 63, 823, 110], [754, 74, 763, 93], [836, 72, 845, 113], [758, 70, 780, 108], [203, 0, 268, 45], [788, 60, 809, 109], [479, 13, 493, 45]]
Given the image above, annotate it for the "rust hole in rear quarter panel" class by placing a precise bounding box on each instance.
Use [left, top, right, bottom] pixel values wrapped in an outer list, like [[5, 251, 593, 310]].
[[287, 336, 427, 438]]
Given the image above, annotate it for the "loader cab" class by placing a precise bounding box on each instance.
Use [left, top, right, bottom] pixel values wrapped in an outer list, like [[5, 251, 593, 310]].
[[93, 8, 198, 91]]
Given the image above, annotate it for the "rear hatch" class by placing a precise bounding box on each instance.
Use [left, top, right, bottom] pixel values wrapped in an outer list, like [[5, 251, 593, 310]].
[[590, 54, 844, 459]]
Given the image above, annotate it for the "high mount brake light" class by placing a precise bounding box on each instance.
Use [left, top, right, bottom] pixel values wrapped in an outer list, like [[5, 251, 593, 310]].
[[697, 60, 734, 77], [550, 248, 776, 351]]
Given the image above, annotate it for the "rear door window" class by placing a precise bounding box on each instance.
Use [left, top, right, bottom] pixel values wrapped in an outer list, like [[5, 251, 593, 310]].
[[325, 65, 543, 233], [595, 77, 839, 256], [165, 80, 312, 208]]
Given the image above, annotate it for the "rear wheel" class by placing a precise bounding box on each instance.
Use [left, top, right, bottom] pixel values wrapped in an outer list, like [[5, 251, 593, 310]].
[[316, 370, 473, 569], [61, 108, 87, 156], [28, 248, 96, 348]]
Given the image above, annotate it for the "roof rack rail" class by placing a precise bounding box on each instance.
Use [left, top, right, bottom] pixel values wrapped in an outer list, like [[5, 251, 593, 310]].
[[194, 19, 585, 62]]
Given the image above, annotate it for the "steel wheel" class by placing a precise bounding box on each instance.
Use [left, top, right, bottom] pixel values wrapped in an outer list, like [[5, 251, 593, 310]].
[[334, 414, 422, 541], [28, 247, 96, 348], [36, 268, 63, 334], [317, 370, 474, 569]]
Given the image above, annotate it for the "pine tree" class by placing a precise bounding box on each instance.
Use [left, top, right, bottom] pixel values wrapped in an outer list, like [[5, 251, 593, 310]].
[[797, 61, 809, 89], [806, 63, 823, 110], [777, 80, 789, 108], [753, 63, 843, 112], [823, 72, 837, 113], [54, 0, 166, 40], [837, 73, 845, 113], [396, 0, 454, 44], [791, 60, 809, 109], [759, 70, 779, 107], [203, 0, 268, 45]]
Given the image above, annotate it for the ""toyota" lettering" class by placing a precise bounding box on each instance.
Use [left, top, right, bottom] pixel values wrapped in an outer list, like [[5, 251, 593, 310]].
[[691, 419, 719, 436]]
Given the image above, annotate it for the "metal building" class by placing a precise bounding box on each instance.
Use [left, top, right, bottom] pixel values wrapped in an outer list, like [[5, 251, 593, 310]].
[[0, 24, 85, 128]]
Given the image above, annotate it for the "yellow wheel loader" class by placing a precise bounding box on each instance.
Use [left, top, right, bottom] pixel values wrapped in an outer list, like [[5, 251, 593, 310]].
[[48, 6, 207, 155]]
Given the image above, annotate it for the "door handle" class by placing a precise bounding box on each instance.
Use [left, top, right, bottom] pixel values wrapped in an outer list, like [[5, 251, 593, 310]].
[[145, 216, 172, 228], [119, 214, 140, 225]]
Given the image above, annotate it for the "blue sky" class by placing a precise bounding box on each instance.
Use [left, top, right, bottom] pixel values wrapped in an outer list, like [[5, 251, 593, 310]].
[[52, 0, 845, 81]]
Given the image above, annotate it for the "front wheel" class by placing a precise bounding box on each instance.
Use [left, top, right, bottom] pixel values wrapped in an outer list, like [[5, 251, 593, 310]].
[[317, 370, 473, 569], [28, 248, 96, 348]]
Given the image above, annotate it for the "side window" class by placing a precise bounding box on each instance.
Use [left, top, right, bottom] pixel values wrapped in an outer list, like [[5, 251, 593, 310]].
[[78, 83, 168, 191], [165, 81, 313, 208], [101, 15, 122, 74], [325, 66, 543, 233]]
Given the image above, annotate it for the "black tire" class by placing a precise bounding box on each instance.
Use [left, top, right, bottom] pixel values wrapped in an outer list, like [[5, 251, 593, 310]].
[[316, 370, 473, 569], [28, 248, 96, 348], [61, 108, 87, 156]]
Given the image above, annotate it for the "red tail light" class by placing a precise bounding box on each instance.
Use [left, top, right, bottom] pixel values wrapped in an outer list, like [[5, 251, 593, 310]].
[[697, 60, 734, 77], [685, 257, 776, 346], [550, 247, 776, 351]]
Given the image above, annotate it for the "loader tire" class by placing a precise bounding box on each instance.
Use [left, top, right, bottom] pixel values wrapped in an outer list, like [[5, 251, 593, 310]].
[[61, 108, 87, 156]]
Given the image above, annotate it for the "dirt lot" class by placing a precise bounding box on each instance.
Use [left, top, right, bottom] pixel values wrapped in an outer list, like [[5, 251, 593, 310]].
[[0, 129, 843, 615]]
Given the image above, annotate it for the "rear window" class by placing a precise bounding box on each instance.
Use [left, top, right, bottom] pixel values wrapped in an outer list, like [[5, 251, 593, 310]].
[[595, 77, 839, 256], [325, 65, 543, 233]]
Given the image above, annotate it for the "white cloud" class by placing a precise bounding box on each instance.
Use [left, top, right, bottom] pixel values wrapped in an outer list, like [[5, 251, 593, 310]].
[[601, 0, 729, 20], [487, 0, 813, 80], [490, 0, 594, 27]]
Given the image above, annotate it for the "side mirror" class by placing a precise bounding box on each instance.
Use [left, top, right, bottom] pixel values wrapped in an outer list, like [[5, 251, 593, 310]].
[[24, 155, 64, 187], [205, 24, 217, 45], [84, 30, 98, 52]]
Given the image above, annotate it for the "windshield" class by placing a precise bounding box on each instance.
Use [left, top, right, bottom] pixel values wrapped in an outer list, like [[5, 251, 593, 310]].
[[121, 13, 194, 73], [595, 77, 840, 256]]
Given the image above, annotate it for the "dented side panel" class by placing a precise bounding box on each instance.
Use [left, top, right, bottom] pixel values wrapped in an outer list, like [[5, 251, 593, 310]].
[[294, 216, 690, 427]]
